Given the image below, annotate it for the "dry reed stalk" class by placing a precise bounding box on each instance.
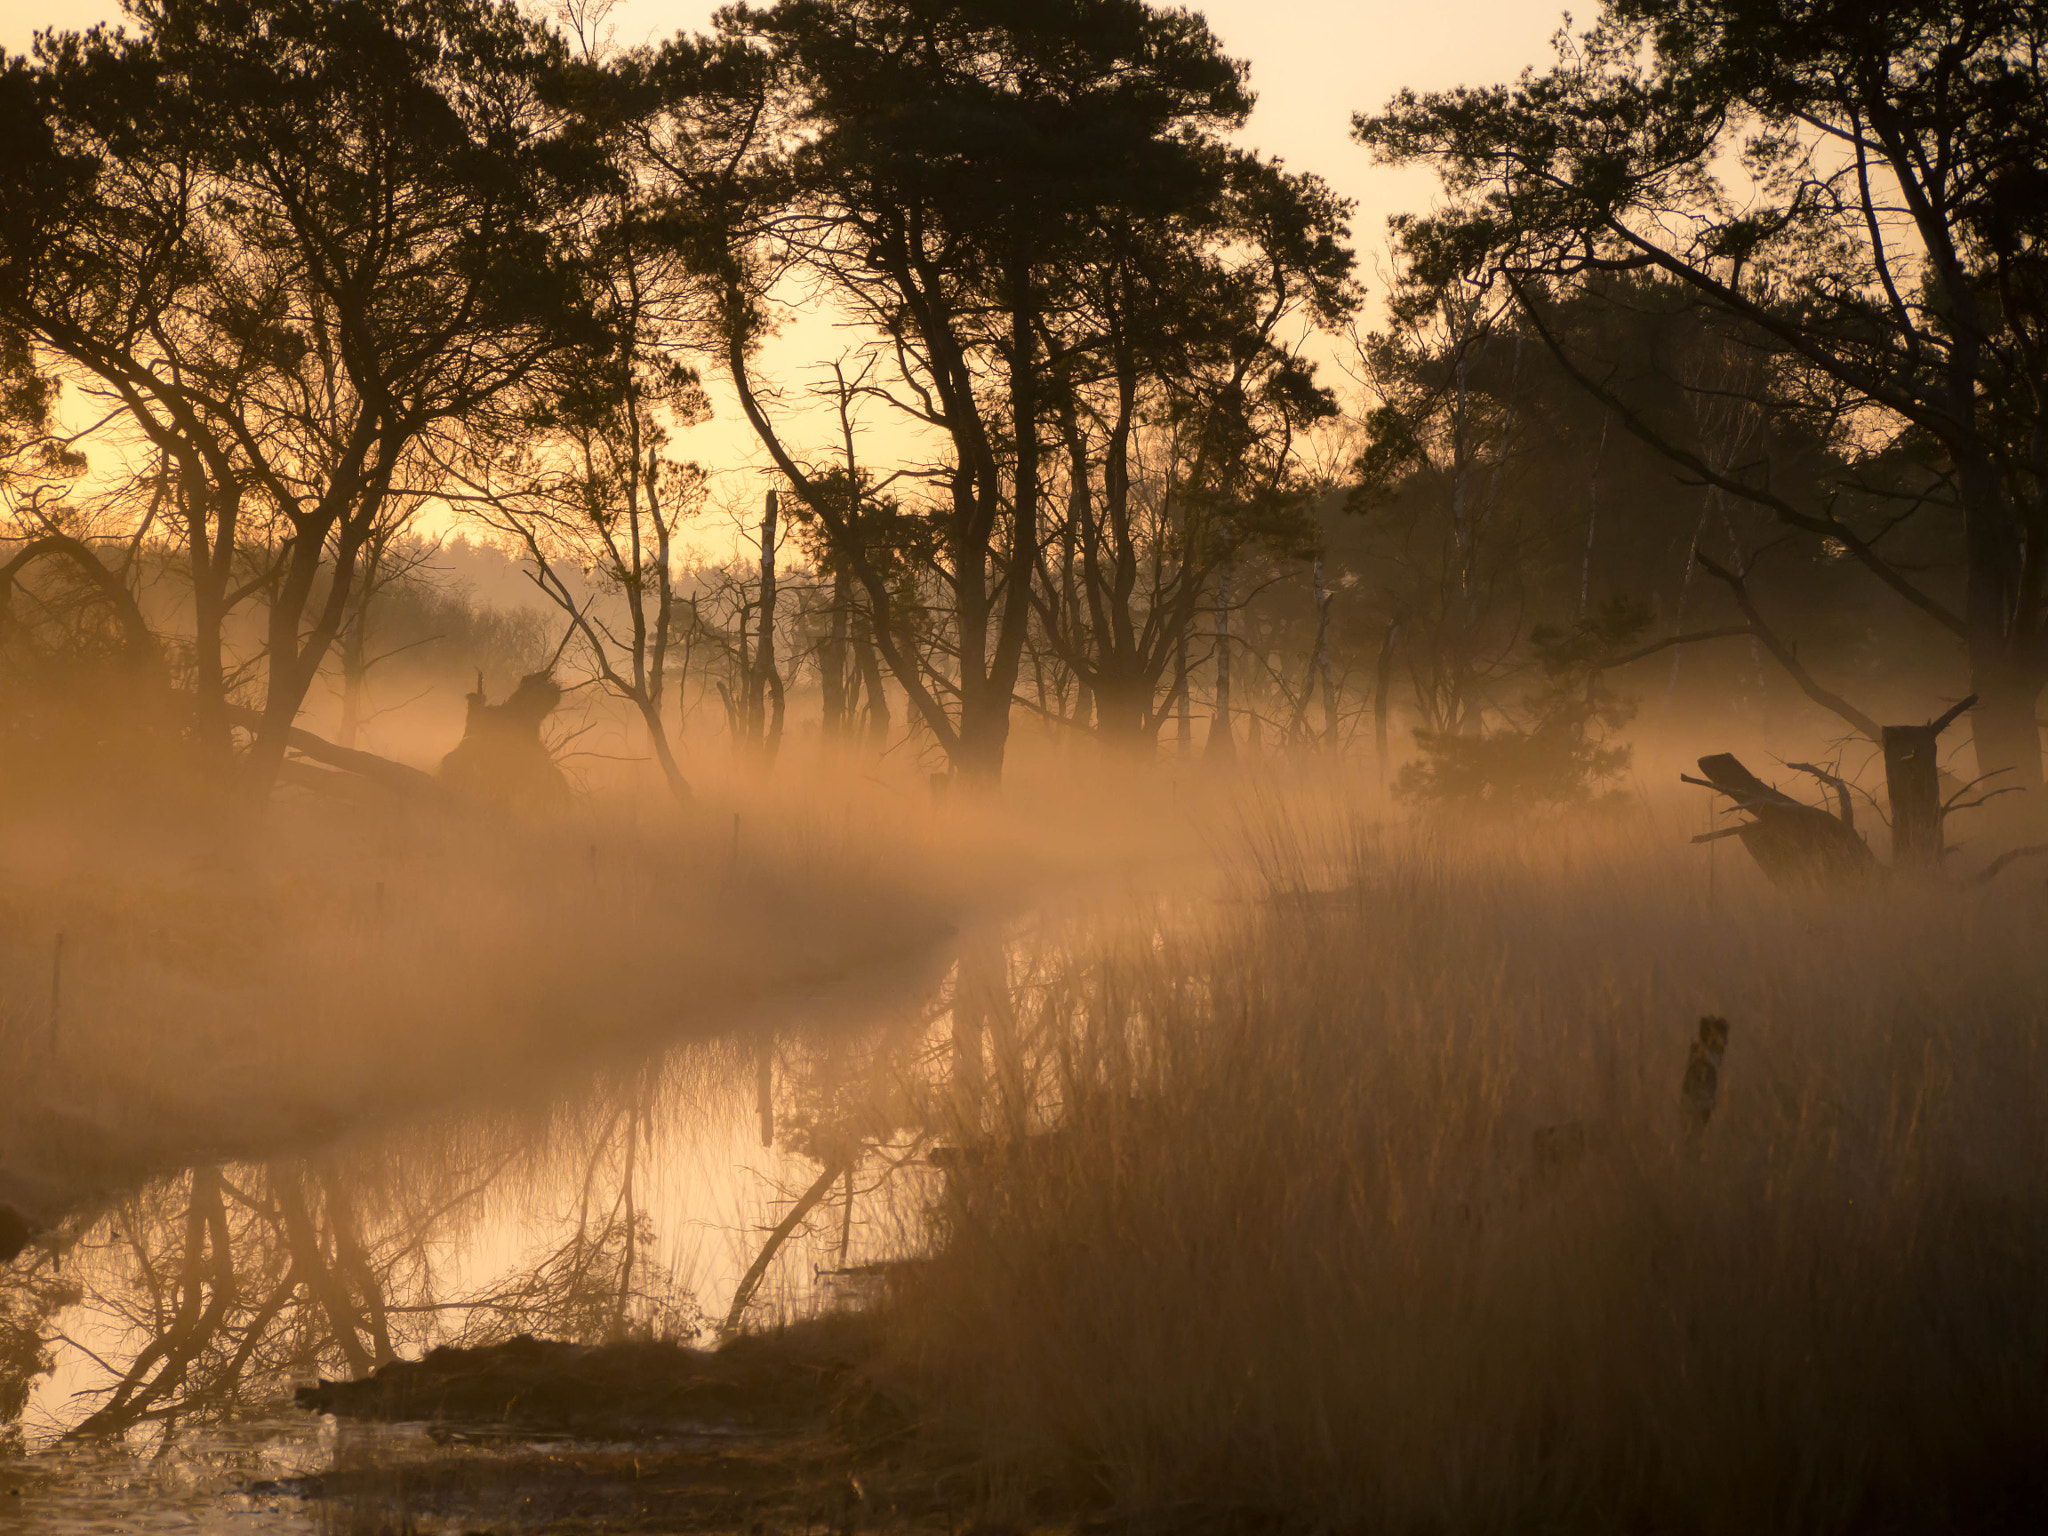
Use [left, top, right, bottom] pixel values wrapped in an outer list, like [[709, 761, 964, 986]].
[[885, 809, 2048, 1535]]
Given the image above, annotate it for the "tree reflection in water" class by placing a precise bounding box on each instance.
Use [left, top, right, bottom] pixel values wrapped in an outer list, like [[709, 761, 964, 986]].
[[0, 939, 981, 1451]]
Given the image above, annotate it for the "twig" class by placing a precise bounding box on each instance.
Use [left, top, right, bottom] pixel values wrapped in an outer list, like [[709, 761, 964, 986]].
[[1930, 694, 1978, 736], [1691, 825, 1749, 844], [1942, 766, 2013, 813], [1602, 624, 1754, 670], [1945, 786, 2023, 815], [721, 1156, 851, 1337]]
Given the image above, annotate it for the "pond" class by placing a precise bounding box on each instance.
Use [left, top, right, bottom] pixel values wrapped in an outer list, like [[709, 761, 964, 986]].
[[0, 929, 968, 1532]]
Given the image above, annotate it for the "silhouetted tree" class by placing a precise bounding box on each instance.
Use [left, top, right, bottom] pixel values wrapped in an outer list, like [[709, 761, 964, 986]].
[[1033, 153, 1356, 749], [652, 0, 1273, 781], [0, 0, 609, 794], [1360, 0, 2048, 787]]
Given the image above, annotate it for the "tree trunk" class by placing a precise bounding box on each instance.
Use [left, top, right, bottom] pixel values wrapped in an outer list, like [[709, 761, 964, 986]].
[[822, 566, 850, 744], [641, 695, 694, 805], [1313, 556, 1337, 748], [1175, 632, 1191, 754], [1374, 616, 1401, 786], [956, 685, 1010, 784], [338, 653, 365, 750], [1883, 695, 1980, 868], [853, 614, 890, 750], [952, 268, 1043, 788], [1060, 436, 1088, 736], [1206, 556, 1235, 762], [337, 537, 385, 751], [746, 491, 780, 750], [1883, 722, 1945, 869], [1968, 672, 2044, 796], [181, 476, 236, 768]]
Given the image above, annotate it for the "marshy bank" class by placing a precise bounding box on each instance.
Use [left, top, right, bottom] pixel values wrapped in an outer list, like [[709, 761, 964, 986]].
[[889, 814, 2048, 1536], [7, 779, 2048, 1534]]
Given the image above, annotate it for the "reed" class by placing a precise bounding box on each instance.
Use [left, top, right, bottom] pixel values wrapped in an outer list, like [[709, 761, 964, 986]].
[[888, 803, 2048, 1534]]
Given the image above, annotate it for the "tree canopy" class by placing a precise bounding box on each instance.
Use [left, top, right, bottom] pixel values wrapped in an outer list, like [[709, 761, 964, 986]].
[[1360, 0, 2048, 785]]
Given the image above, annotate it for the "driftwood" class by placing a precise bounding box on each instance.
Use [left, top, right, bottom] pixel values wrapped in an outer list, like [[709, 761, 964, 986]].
[[1686, 754, 1877, 888]]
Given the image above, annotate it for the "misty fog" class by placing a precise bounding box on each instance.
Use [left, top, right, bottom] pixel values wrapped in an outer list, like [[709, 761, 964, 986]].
[[3, 0, 2046, 1530]]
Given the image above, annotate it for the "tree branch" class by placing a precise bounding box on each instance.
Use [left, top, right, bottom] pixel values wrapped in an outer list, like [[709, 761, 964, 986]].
[[1693, 550, 1882, 741], [1510, 279, 1969, 640]]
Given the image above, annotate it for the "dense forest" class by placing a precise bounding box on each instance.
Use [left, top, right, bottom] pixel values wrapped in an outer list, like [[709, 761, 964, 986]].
[[4, 0, 2039, 816]]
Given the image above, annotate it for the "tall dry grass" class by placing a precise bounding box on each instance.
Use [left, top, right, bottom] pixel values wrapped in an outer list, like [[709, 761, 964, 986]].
[[890, 800, 2048, 1534]]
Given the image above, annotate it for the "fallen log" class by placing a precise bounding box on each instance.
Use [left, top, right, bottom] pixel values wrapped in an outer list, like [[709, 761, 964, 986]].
[[1685, 754, 1877, 889], [224, 707, 452, 802]]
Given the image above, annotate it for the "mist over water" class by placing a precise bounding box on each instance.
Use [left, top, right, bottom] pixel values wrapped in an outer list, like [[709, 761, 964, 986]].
[[5, 693, 2048, 1532], [7, 0, 2048, 1527]]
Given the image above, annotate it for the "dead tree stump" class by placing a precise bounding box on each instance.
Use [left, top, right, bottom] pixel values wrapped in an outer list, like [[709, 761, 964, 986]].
[[1691, 697, 1978, 886], [1883, 697, 1975, 870], [438, 672, 570, 812], [1883, 726, 1943, 867]]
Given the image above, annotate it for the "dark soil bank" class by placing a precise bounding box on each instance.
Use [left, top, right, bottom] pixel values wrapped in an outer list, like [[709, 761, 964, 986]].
[[284, 1316, 980, 1536]]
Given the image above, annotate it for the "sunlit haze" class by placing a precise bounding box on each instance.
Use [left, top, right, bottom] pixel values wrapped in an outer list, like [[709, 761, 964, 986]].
[[5, 0, 2047, 1530]]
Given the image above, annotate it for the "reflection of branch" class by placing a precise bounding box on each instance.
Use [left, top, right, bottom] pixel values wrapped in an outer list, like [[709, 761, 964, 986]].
[[71, 1170, 236, 1437], [217, 1262, 305, 1398], [324, 1172, 395, 1366], [1693, 551, 1881, 740], [721, 1157, 852, 1338], [276, 1171, 375, 1377]]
